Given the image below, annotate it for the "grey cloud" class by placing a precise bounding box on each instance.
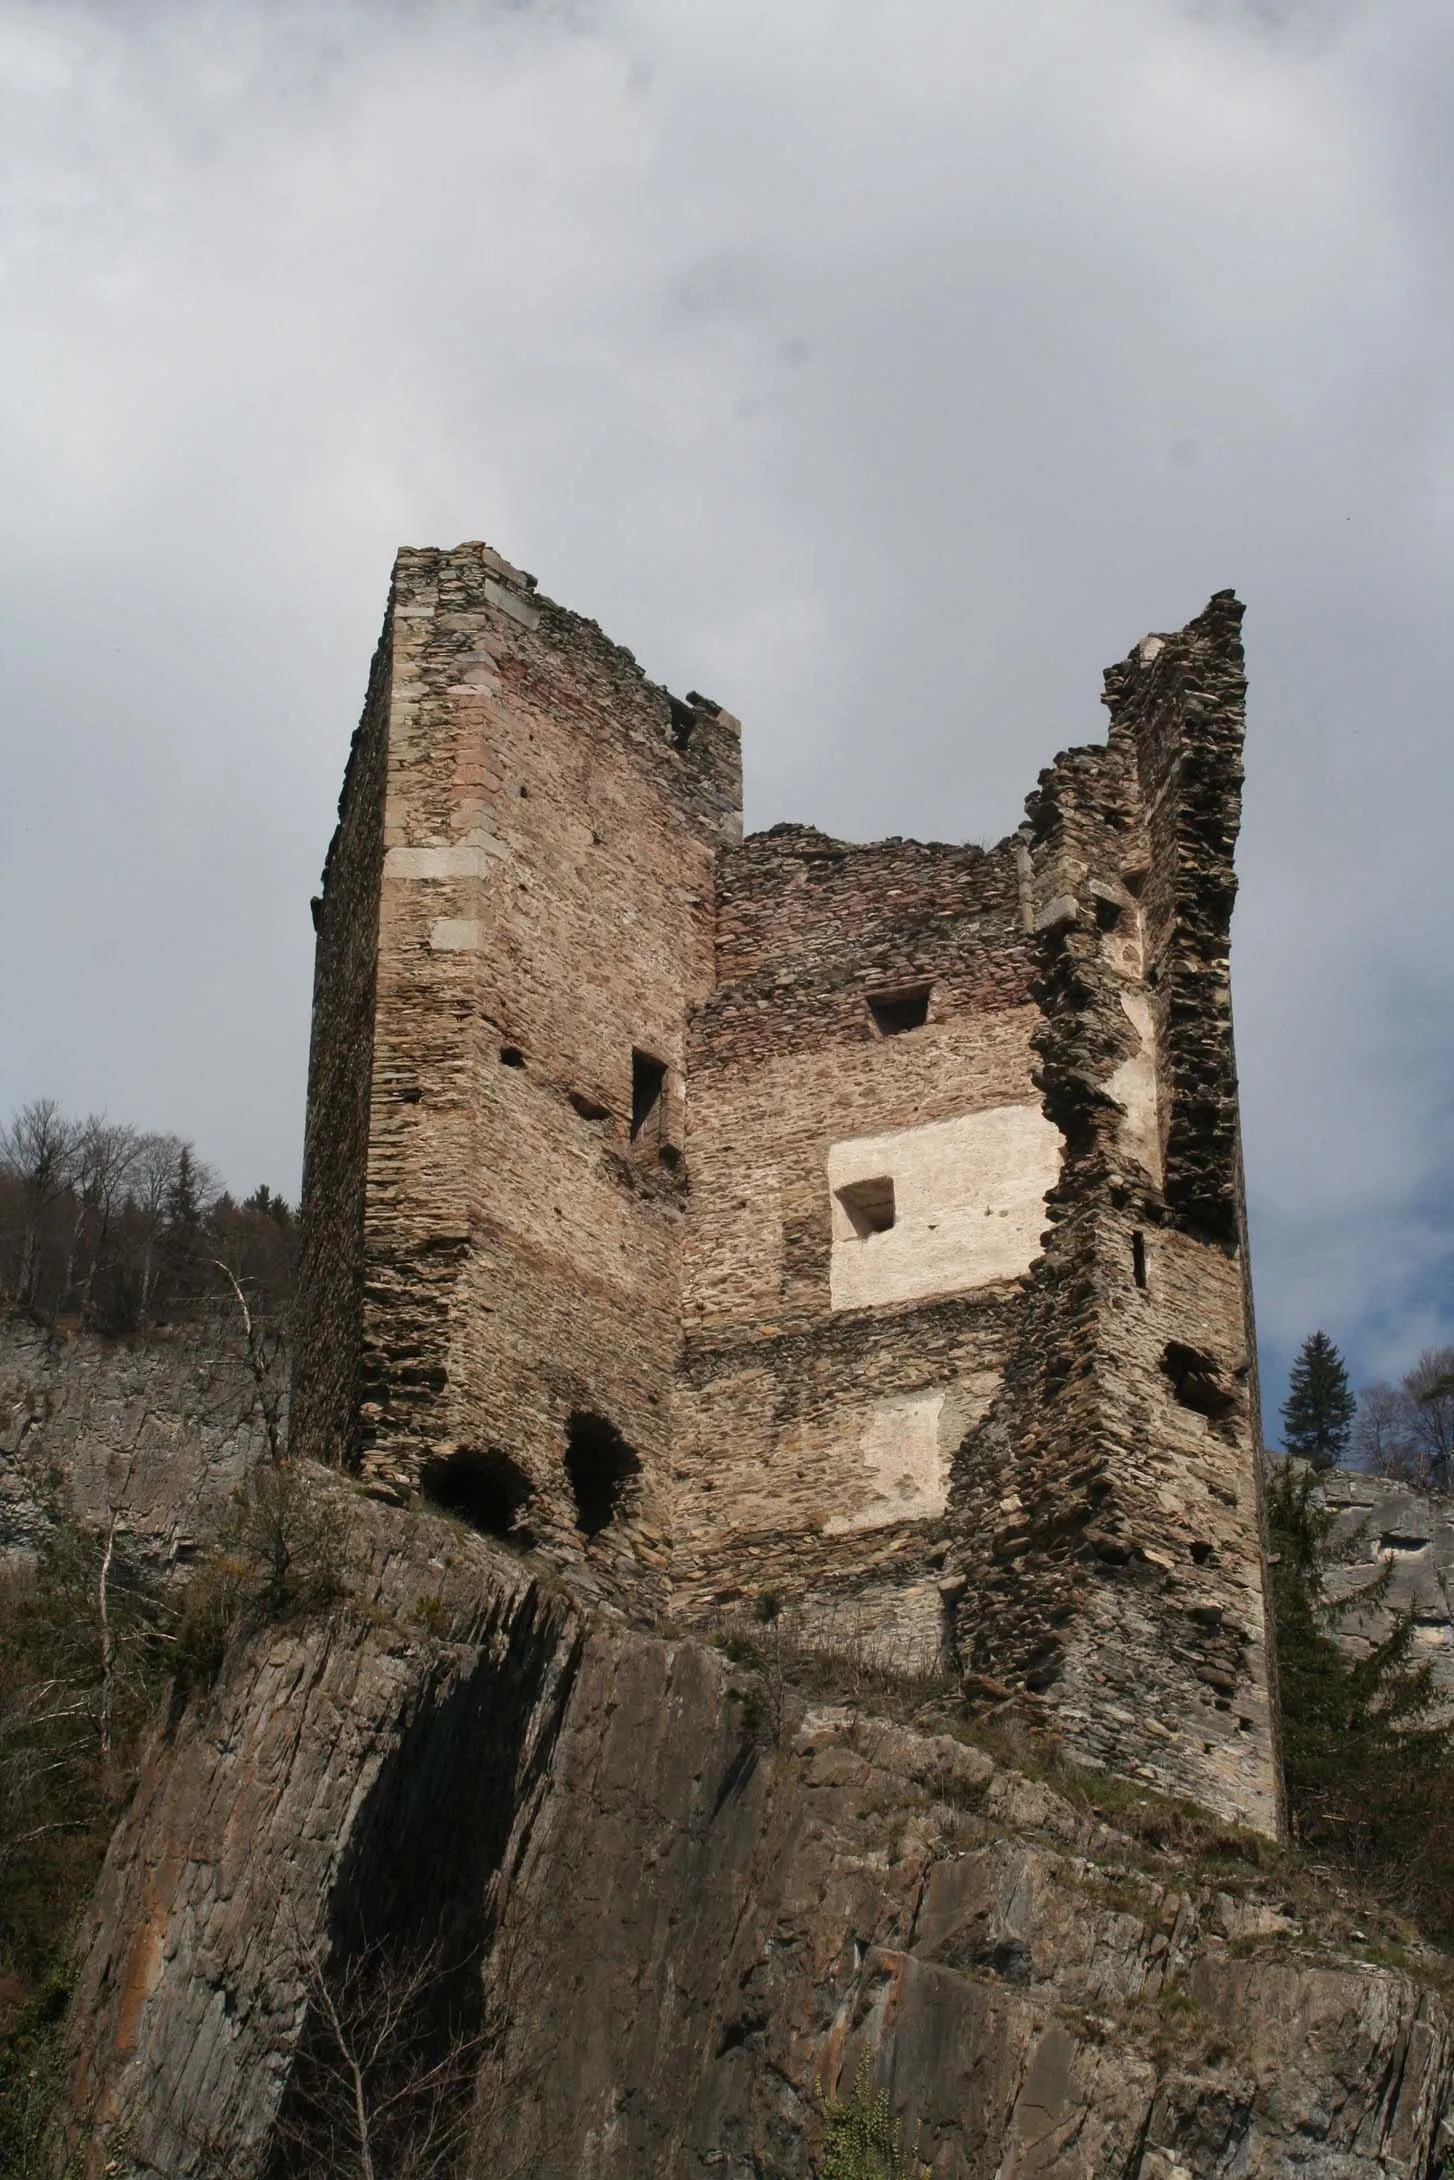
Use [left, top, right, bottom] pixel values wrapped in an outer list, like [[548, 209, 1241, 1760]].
[[0, 0, 1450, 1422]]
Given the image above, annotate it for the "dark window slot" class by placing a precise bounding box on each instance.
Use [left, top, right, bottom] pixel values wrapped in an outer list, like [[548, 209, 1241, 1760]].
[[1132, 1231, 1148, 1289], [565, 1411, 641, 1536], [667, 696, 697, 753], [867, 984, 931, 1036], [631, 1050, 667, 1140]]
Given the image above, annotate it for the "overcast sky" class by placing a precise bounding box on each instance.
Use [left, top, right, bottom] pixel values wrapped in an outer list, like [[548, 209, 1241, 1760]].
[[2, 0, 1451, 1422]]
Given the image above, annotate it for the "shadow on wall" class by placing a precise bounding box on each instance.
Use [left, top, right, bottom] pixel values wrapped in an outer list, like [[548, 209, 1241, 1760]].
[[265, 1590, 576, 2178]]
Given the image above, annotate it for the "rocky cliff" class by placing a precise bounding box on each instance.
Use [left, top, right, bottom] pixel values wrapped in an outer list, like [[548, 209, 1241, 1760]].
[[0, 1316, 270, 1570], [62, 1481, 1454, 2179]]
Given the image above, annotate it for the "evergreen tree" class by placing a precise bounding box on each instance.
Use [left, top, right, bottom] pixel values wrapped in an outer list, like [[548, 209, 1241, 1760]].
[[1267, 1461, 1454, 1926], [1281, 1330, 1356, 1469]]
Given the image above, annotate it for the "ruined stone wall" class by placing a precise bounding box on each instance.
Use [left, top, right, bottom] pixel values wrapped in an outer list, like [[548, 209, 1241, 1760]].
[[949, 595, 1280, 1836], [672, 831, 1058, 1660], [304, 542, 741, 1599], [294, 552, 1278, 1829], [291, 618, 392, 1469]]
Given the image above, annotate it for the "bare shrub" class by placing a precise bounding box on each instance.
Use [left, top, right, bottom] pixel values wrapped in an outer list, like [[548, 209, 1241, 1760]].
[[175, 1465, 347, 1690]]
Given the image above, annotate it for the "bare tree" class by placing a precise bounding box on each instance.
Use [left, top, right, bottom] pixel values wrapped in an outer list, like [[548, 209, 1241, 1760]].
[[0, 1097, 82, 1307], [1355, 1380, 1418, 1481], [273, 1929, 489, 2180], [96, 1452, 143, 1762], [214, 1257, 286, 1463], [1356, 1350, 1454, 1492], [64, 1115, 140, 1317], [129, 1131, 184, 1327], [1406, 1349, 1454, 1492]]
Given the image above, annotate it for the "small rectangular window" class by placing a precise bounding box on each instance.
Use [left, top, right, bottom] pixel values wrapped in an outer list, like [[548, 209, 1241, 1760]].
[[836, 1176, 896, 1237], [631, 1050, 667, 1141], [868, 984, 931, 1036], [1132, 1231, 1148, 1289]]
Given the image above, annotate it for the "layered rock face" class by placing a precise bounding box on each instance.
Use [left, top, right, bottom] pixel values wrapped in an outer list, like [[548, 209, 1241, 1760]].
[[65, 1496, 1453, 2179], [0, 1316, 268, 1571], [1314, 1466, 1454, 1698]]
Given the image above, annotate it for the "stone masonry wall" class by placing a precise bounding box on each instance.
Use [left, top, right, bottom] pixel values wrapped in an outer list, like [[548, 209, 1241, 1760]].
[[291, 608, 393, 1470], [329, 543, 740, 1602], [672, 831, 1058, 1662], [948, 595, 1280, 1835]]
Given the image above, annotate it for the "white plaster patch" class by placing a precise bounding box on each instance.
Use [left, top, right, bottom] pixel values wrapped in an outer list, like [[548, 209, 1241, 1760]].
[[827, 1104, 1060, 1311], [825, 1391, 947, 1535], [1110, 988, 1163, 1186], [429, 918, 485, 952]]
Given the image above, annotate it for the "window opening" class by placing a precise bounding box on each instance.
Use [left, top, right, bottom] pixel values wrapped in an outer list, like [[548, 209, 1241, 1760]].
[[631, 1050, 667, 1141], [1382, 1533, 1430, 1557], [1132, 1231, 1148, 1289], [419, 1448, 534, 1541], [499, 1045, 525, 1068], [565, 1411, 641, 1536], [667, 696, 697, 753], [836, 1176, 896, 1238], [867, 984, 931, 1036], [1161, 1341, 1236, 1418]]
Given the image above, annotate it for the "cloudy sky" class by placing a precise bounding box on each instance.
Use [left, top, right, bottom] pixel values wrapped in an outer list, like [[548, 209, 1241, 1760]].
[[2, 0, 1451, 1421]]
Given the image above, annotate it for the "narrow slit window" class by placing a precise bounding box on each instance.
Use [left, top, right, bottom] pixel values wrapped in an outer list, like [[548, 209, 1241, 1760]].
[[631, 1050, 667, 1141], [1132, 1231, 1148, 1289], [836, 1176, 896, 1238], [667, 696, 697, 754], [867, 984, 931, 1036]]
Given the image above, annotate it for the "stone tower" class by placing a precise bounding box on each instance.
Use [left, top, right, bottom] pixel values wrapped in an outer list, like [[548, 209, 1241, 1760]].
[[293, 543, 1280, 1836]]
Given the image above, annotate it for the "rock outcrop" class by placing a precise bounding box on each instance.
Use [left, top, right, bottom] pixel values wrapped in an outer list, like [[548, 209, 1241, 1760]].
[[1314, 1465, 1454, 1700], [0, 1316, 270, 1572], [64, 1488, 1454, 2178]]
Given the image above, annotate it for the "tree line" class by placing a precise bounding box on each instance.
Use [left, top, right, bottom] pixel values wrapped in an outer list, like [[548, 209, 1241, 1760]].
[[0, 1096, 296, 1336], [1279, 1326, 1454, 1490]]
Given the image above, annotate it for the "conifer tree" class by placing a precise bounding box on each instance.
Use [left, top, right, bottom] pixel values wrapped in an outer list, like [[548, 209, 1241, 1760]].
[[1281, 1330, 1356, 1469], [1266, 1461, 1454, 1926]]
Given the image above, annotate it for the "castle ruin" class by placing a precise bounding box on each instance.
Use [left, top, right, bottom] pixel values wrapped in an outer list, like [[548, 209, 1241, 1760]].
[[293, 543, 1281, 1838]]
